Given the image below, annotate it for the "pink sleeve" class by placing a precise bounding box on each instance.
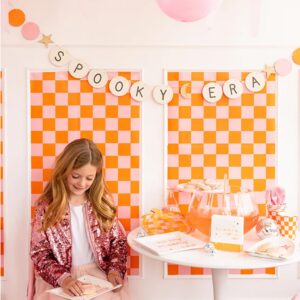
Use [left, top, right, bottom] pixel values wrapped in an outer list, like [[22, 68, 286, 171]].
[[107, 219, 128, 278], [57, 272, 72, 287], [30, 202, 69, 287]]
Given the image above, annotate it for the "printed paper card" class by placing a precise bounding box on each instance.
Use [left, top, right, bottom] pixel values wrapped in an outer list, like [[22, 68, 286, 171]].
[[47, 275, 121, 299], [210, 215, 244, 252], [134, 231, 205, 256]]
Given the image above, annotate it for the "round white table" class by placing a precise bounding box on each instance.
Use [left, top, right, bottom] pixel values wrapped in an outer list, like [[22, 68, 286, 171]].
[[127, 228, 300, 300]]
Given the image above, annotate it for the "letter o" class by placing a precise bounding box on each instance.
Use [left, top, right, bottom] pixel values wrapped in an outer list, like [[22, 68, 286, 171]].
[[109, 76, 130, 96], [88, 69, 108, 89]]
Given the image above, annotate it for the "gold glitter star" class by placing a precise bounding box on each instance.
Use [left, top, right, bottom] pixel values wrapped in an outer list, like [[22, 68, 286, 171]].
[[264, 64, 276, 78], [39, 34, 54, 48]]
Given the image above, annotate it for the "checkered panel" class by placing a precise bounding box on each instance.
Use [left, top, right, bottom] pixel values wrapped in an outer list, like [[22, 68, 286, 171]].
[[278, 214, 298, 240], [167, 71, 277, 277], [0, 71, 4, 277], [267, 209, 283, 223], [30, 71, 141, 276]]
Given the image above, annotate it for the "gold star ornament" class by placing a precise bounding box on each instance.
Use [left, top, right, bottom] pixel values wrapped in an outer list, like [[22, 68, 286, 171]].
[[39, 34, 54, 47], [264, 64, 276, 78]]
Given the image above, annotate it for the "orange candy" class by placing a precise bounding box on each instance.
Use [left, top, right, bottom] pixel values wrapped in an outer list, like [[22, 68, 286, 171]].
[[9, 9, 26, 27], [292, 48, 300, 65], [141, 209, 191, 235]]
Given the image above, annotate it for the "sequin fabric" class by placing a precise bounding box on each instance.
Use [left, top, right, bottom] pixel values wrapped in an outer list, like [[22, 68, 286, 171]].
[[30, 199, 128, 287]]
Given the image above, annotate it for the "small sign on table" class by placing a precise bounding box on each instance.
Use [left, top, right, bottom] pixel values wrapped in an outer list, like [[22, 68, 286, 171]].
[[210, 215, 244, 252]]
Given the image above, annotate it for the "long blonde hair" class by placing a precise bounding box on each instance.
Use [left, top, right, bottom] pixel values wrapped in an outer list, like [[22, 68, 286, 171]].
[[39, 138, 116, 231]]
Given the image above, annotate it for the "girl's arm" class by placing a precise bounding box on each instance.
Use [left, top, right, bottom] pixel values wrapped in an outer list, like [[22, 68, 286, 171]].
[[108, 219, 128, 279], [30, 202, 71, 287]]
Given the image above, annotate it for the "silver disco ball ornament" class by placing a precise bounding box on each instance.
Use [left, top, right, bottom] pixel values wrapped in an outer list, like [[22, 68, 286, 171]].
[[256, 217, 279, 240]]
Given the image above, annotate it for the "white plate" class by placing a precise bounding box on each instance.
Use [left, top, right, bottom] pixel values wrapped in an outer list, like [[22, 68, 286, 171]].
[[245, 237, 295, 260], [177, 182, 224, 193], [134, 231, 205, 256], [47, 275, 122, 300], [177, 183, 197, 193]]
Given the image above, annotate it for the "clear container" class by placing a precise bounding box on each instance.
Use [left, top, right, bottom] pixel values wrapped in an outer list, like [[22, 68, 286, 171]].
[[162, 187, 182, 213], [187, 186, 259, 237]]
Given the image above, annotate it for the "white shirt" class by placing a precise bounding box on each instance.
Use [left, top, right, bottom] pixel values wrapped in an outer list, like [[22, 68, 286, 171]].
[[70, 204, 95, 266]]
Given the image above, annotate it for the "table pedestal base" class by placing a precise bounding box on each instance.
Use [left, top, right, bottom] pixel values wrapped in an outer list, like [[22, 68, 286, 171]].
[[211, 269, 228, 300]]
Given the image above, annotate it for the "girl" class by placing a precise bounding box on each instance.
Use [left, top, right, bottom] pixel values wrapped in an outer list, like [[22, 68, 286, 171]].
[[29, 138, 129, 300]]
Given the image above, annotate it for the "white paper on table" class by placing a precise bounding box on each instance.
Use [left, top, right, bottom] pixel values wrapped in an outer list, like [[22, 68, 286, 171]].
[[245, 237, 295, 260], [47, 274, 122, 300], [134, 231, 205, 256]]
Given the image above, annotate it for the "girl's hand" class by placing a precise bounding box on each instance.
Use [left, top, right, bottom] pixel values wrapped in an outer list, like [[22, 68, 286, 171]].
[[107, 271, 123, 292], [61, 276, 85, 297]]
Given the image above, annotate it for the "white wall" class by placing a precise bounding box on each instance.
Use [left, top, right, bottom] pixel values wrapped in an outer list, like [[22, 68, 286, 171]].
[[1, 1, 300, 299]]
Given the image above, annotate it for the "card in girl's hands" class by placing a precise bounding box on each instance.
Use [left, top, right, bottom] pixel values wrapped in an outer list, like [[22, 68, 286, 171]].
[[47, 275, 122, 299]]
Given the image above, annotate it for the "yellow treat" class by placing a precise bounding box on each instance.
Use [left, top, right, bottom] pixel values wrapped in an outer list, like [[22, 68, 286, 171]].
[[141, 209, 191, 235], [256, 242, 272, 253], [82, 284, 97, 295], [150, 208, 162, 214], [267, 247, 287, 258]]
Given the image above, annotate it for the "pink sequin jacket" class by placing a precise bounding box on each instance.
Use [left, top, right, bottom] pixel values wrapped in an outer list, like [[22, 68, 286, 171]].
[[30, 199, 128, 290]]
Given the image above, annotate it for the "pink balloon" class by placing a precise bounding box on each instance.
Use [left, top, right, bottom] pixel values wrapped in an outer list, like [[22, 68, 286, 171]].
[[156, 0, 222, 22], [21, 22, 40, 40]]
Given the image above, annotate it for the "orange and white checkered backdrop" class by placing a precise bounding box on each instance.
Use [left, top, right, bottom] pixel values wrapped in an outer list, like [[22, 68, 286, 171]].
[[30, 71, 141, 275], [167, 71, 277, 277], [0, 71, 4, 277]]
